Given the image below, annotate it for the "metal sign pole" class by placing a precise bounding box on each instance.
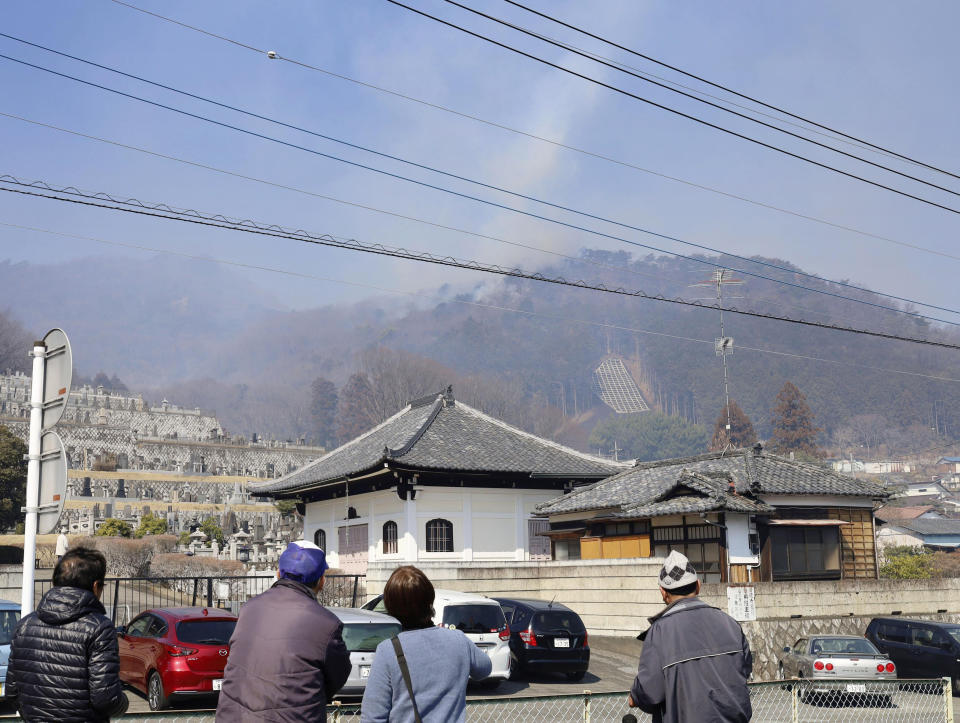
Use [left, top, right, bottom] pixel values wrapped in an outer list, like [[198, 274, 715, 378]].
[[21, 340, 47, 614]]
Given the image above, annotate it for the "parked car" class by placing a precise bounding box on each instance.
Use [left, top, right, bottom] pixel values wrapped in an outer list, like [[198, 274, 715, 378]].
[[492, 597, 589, 681], [866, 617, 960, 694], [362, 589, 511, 686], [117, 607, 237, 710], [0, 600, 21, 701], [778, 635, 896, 703], [329, 607, 402, 697]]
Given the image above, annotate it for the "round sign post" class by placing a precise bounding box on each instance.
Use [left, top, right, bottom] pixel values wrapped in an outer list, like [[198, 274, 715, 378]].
[[37, 431, 68, 535]]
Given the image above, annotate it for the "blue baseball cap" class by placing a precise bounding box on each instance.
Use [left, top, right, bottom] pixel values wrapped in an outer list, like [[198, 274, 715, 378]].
[[278, 540, 329, 585]]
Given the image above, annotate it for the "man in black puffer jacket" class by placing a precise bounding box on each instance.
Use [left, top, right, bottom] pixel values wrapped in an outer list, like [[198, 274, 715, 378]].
[[7, 547, 129, 722]]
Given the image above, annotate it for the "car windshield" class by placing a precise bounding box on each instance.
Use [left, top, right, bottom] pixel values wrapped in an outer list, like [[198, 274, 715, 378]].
[[811, 638, 878, 655], [176, 619, 236, 645], [442, 604, 506, 634], [533, 611, 585, 634], [342, 622, 401, 652], [0, 610, 20, 645], [944, 629, 960, 645]]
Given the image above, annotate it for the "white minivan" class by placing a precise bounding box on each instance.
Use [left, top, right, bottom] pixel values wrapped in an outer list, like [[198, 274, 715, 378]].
[[362, 589, 511, 687]]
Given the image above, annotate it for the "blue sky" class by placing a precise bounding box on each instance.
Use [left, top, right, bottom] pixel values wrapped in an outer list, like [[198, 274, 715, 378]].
[[1, 0, 959, 324]]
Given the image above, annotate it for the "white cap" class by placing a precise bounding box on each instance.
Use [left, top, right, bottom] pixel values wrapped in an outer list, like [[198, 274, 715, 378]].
[[658, 550, 699, 590]]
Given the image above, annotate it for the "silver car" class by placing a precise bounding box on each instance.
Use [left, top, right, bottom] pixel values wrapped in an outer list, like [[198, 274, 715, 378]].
[[0, 599, 21, 700], [778, 635, 896, 699], [329, 607, 401, 697]]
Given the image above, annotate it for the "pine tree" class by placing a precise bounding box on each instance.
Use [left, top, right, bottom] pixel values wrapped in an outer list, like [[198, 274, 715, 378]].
[[709, 400, 757, 451], [770, 381, 822, 457], [337, 373, 375, 442], [310, 377, 339, 448]]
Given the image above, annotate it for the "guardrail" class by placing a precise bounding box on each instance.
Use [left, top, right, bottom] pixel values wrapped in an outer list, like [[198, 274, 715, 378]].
[[16, 679, 948, 722]]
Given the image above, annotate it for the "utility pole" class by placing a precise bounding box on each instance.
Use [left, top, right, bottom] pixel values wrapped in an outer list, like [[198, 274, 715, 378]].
[[611, 440, 621, 462], [692, 270, 744, 440]]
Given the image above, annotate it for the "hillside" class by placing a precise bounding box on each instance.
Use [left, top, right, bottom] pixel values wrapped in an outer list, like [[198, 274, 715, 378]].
[[0, 250, 956, 455]]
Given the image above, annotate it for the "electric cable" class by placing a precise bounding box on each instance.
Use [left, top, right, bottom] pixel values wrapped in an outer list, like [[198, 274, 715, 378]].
[[438, 0, 960, 197], [101, 0, 960, 264], [5, 217, 959, 385], [2, 174, 959, 351], [502, 0, 960, 182], [0, 110, 916, 332], [383, 0, 960, 216], [1, 49, 956, 328]]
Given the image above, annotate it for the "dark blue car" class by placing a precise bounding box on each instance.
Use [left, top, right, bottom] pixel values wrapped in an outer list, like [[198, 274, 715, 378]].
[[492, 597, 589, 681]]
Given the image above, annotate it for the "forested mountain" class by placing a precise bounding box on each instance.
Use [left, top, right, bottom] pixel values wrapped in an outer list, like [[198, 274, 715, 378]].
[[0, 250, 956, 458]]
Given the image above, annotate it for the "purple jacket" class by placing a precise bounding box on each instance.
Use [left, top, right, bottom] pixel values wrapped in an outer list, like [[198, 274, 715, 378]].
[[216, 579, 351, 722]]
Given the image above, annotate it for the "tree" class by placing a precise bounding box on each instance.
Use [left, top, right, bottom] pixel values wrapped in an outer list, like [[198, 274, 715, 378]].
[[589, 412, 710, 462], [134, 512, 168, 538], [95, 518, 132, 537], [178, 530, 191, 546], [310, 377, 338, 448], [338, 372, 375, 441], [770, 382, 822, 457], [200, 517, 225, 547], [709, 400, 757, 451], [0, 425, 27, 532], [274, 499, 299, 518]]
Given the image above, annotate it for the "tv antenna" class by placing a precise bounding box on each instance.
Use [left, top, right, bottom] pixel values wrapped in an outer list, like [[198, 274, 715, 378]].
[[691, 270, 744, 439]]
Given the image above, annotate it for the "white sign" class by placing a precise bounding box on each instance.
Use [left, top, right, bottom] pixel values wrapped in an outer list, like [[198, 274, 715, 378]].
[[727, 585, 757, 622]]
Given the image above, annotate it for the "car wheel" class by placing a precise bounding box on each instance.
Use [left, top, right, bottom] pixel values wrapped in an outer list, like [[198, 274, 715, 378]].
[[778, 663, 791, 691], [565, 670, 586, 682], [148, 671, 169, 711], [509, 655, 522, 679], [481, 677, 501, 690], [953, 677, 960, 697]]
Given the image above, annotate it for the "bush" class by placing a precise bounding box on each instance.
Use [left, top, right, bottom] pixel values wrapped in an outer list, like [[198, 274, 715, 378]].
[[134, 513, 168, 538], [149, 553, 245, 585], [95, 518, 132, 538], [75, 535, 177, 577], [880, 545, 935, 579]]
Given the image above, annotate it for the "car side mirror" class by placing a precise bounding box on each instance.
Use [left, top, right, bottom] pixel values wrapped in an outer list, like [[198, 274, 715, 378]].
[[116, 626, 126, 637], [783, 646, 790, 653]]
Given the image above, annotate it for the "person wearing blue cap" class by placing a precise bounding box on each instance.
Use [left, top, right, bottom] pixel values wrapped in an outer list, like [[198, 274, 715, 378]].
[[217, 540, 352, 721]]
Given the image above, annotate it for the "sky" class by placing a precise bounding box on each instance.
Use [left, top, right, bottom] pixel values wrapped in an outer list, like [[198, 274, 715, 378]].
[[1, 0, 959, 327]]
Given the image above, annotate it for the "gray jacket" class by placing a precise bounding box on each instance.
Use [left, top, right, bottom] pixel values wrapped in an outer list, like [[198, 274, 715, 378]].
[[216, 579, 351, 722], [630, 596, 752, 723]]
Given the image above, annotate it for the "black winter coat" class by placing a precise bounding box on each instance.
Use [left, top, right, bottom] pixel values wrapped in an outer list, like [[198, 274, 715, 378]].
[[7, 586, 128, 722], [216, 578, 352, 722]]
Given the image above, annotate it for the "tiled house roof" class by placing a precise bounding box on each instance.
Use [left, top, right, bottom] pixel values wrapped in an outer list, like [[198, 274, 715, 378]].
[[893, 518, 960, 536], [537, 447, 886, 516], [252, 389, 628, 496]]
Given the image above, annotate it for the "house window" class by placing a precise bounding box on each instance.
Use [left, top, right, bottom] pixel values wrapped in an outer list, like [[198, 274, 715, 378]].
[[554, 539, 581, 560], [426, 518, 453, 553], [314, 528, 327, 550], [770, 526, 841, 580], [383, 521, 398, 555]]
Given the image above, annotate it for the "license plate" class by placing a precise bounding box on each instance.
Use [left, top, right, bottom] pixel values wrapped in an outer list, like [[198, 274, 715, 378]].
[[846, 684, 866, 693], [361, 666, 371, 679], [212, 679, 223, 691], [554, 638, 570, 648]]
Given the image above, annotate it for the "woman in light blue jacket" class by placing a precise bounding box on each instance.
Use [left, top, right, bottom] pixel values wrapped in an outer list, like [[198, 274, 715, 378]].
[[361, 566, 491, 722]]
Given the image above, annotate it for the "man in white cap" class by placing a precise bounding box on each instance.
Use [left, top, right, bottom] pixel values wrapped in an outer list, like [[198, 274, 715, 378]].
[[627, 549, 752, 723], [217, 540, 351, 721]]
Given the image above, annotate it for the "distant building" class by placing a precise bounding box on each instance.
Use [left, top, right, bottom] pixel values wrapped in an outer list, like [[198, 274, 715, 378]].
[[830, 459, 911, 474], [877, 518, 960, 552], [874, 504, 940, 524]]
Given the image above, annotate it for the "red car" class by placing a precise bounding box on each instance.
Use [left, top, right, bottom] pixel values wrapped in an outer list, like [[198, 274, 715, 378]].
[[117, 607, 237, 710]]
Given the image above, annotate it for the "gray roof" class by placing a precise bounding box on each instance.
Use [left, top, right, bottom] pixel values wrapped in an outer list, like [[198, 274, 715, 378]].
[[537, 448, 885, 516], [253, 391, 627, 495], [893, 518, 960, 536]]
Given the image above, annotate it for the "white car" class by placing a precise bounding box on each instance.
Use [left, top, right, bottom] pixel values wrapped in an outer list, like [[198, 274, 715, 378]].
[[329, 607, 402, 697], [362, 589, 511, 687]]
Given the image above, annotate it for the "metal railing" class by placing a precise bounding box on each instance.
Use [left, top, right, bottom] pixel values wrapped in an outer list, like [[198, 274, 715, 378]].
[[12, 574, 365, 623], [73, 679, 952, 722]]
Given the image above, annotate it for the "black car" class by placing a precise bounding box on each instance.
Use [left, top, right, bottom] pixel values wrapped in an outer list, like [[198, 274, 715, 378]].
[[492, 597, 589, 681], [865, 617, 960, 694]]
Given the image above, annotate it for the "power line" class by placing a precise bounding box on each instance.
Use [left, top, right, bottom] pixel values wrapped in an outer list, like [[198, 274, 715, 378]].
[[5, 218, 959, 385], [501, 0, 960, 183], [2, 49, 956, 327], [438, 0, 960, 199], [2, 110, 908, 333], [100, 0, 960, 264], [382, 0, 960, 217], [2, 175, 959, 350]]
